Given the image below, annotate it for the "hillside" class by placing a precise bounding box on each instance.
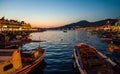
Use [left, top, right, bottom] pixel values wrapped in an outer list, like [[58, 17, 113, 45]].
[[51, 19, 117, 30]]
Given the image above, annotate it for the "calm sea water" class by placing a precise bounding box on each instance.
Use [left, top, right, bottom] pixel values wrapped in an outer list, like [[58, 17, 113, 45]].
[[21, 30, 109, 74]]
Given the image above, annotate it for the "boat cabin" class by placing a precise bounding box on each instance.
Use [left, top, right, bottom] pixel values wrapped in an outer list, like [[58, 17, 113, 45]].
[[0, 49, 22, 74], [21, 50, 40, 63]]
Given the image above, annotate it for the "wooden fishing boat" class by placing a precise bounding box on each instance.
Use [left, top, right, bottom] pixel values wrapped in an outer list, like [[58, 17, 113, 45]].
[[0, 47, 46, 74], [108, 44, 120, 66], [101, 37, 112, 43], [108, 44, 120, 53], [15, 47, 46, 74], [74, 43, 120, 74]]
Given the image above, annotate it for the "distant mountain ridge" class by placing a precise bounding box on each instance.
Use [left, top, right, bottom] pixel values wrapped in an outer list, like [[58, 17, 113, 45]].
[[52, 19, 117, 30]]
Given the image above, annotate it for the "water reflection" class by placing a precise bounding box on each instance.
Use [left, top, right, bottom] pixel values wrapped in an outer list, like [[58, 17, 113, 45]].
[[22, 30, 109, 74], [29, 60, 46, 74]]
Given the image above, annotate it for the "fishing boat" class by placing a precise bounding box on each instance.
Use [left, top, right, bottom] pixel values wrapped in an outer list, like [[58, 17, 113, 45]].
[[101, 37, 112, 43], [108, 44, 120, 53], [74, 43, 120, 74], [21, 36, 32, 44], [0, 47, 46, 74], [112, 39, 120, 44], [108, 44, 120, 66], [0, 33, 16, 48], [63, 30, 67, 33]]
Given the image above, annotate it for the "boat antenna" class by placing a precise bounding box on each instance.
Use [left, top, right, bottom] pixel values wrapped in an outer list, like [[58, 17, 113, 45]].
[[38, 36, 40, 48]]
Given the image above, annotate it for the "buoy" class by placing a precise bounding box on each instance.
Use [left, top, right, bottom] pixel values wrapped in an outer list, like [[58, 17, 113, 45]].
[[71, 54, 74, 58]]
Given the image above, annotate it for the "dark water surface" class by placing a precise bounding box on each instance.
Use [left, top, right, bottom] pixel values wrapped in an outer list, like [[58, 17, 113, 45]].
[[22, 30, 109, 74]]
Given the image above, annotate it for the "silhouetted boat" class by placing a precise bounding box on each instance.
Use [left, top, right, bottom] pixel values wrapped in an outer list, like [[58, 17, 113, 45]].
[[74, 43, 120, 74], [21, 37, 32, 43], [63, 30, 67, 33], [0, 33, 22, 49], [112, 39, 120, 44], [101, 38, 112, 43]]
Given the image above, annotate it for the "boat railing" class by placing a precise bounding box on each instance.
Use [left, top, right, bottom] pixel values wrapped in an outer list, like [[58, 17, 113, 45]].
[[74, 48, 86, 74]]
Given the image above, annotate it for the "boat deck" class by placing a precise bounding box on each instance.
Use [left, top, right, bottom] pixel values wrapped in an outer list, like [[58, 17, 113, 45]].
[[77, 43, 116, 74]]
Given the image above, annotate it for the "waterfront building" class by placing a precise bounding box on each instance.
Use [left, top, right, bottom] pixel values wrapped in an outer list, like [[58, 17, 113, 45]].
[[114, 19, 120, 31], [0, 17, 32, 31]]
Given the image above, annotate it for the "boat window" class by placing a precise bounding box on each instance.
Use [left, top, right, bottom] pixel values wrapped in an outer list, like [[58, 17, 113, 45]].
[[0, 52, 13, 56], [4, 64, 13, 71]]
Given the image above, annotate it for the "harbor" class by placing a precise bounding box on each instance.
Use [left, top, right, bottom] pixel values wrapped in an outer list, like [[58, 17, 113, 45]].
[[0, 17, 120, 74], [0, 0, 120, 73], [29, 30, 120, 74]]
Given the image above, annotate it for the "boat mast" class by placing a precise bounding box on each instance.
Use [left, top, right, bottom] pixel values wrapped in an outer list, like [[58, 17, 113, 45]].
[[38, 37, 40, 48], [4, 32, 6, 48]]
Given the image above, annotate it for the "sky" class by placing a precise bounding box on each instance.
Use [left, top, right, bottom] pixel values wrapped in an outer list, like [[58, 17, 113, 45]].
[[0, 0, 120, 28]]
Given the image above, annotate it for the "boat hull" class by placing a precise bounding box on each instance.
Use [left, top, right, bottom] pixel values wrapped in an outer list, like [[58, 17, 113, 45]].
[[74, 43, 118, 74], [74, 47, 86, 74]]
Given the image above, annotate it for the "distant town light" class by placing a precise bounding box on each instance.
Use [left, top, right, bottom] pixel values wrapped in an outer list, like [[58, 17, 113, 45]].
[[3, 25, 7, 28], [19, 27, 22, 30], [9, 28, 12, 30]]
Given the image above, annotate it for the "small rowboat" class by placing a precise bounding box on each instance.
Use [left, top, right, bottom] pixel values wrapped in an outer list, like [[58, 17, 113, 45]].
[[74, 43, 120, 74]]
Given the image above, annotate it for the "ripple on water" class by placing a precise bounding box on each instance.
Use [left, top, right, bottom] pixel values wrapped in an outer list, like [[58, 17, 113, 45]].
[[28, 30, 108, 74]]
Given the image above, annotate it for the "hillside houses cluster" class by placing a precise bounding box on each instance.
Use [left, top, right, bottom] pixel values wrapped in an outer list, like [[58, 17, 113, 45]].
[[0, 17, 32, 31]]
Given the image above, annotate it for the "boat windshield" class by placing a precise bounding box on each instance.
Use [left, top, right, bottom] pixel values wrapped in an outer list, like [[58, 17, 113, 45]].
[[0, 52, 13, 56]]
